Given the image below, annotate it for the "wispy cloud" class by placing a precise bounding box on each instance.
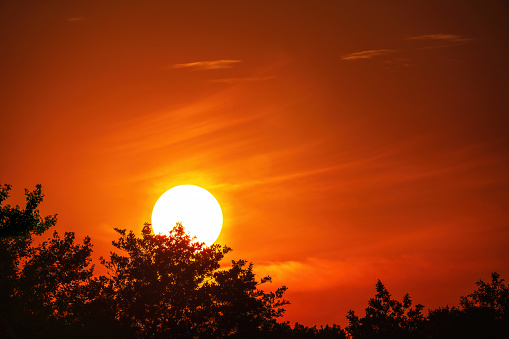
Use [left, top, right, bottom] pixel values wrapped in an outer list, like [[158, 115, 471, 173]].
[[171, 59, 241, 70], [211, 151, 399, 192], [66, 17, 85, 22], [211, 164, 343, 191], [210, 76, 276, 84], [341, 49, 396, 61], [99, 99, 262, 156], [341, 34, 471, 66], [253, 253, 443, 292], [407, 34, 472, 49], [407, 34, 471, 43]]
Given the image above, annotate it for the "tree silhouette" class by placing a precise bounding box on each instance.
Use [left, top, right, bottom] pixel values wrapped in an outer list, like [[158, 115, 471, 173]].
[[426, 272, 509, 338], [18, 232, 94, 321], [3, 183, 509, 338], [100, 222, 289, 338], [460, 272, 509, 319], [3, 231, 96, 338], [460, 272, 509, 337], [346, 280, 424, 339], [0, 184, 59, 337], [280, 322, 347, 338], [204, 259, 289, 338], [0, 185, 102, 338], [426, 306, 469, 339], [0, 184, 57, 239], [0, 184, 57, 317]]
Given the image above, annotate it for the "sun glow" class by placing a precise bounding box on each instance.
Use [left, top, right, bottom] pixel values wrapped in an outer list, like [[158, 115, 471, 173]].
[[151, 185, 223, 246]]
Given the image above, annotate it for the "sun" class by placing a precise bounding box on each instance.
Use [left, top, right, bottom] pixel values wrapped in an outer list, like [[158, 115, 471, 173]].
[[151, 185, 223, 246]]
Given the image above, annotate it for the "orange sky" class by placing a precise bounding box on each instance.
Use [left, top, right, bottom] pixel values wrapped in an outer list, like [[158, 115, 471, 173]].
[[1, 0, 508, 326]]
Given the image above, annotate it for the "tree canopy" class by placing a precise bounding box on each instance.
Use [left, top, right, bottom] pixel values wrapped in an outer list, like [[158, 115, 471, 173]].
[[345, 280, 425, 339], [1, 184, 508, 338], [0, 185, 290, 338], [99, 222, 288, 338], [0, 183, 57, 239]]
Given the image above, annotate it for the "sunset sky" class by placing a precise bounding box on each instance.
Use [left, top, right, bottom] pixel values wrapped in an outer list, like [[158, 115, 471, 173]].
[[1, 0, 508, 326]]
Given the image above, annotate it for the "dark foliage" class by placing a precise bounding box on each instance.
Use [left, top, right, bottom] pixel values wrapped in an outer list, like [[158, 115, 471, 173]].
[[425, 272, 509, 339], [99, 223, 290, 338], [0, 184, 57, 239], [0, 184, 59, 338], [345, 280, 425, 339], [1, 184, 508, 338], [346, 274, 509, 339], [1, 185, 292, 338], [278, 322, 347, 338]]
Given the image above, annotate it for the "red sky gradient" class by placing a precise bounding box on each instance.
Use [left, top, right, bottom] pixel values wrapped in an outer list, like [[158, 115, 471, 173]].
[[1, 0, 508, 326]]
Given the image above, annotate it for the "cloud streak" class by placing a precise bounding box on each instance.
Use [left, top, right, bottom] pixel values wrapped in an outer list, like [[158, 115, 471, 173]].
[[210, 76, 276, 84], [341, 49, 396, 61], [407, 34, 471, 42], [341, 33, 471, 66], [99, 99, 263, 156], [171, 59, 241, 70], [253, 252, 449, 292], [66, 17, 85, 22], [211, 153, 390, 192]]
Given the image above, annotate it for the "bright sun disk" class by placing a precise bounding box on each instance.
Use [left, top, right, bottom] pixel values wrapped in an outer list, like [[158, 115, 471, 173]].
[[151, 185, 223, 246]]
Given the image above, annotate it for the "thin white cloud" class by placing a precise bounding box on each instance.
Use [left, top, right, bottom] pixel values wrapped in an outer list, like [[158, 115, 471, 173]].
[[171, 60, 241, 70], [341, 49, 396, 61]]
